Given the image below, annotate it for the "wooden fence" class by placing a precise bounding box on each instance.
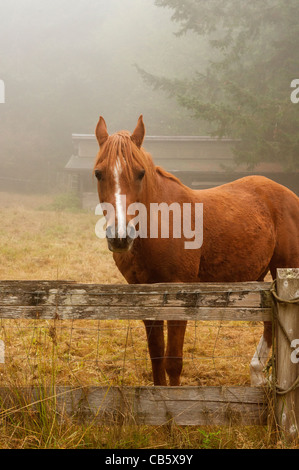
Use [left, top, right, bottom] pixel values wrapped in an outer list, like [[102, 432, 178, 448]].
[[0, 268, 298, 440]]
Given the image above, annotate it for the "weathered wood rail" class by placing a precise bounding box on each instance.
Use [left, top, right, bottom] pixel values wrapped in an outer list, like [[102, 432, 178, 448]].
[[0, 280, 272, 321], [0, 386, 268, 426], [0, 269, 298, 438]]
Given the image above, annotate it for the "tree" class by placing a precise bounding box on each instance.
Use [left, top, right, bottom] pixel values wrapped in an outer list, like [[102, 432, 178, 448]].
[[139, 0, 299, 170]]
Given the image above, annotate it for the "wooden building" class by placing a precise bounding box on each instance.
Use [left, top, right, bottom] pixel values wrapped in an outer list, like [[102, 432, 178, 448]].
[[65, 134, 298, 209]]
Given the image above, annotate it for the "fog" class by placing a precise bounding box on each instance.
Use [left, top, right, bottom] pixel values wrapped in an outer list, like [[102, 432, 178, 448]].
[[0, 0, 211, 191], [0, 0, 298, 195]]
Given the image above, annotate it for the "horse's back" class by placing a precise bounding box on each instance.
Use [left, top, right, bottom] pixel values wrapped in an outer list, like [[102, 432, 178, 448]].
[[197, 174, 297, 200], [230, 175, 299, 236], [198, 175, 299, 219]]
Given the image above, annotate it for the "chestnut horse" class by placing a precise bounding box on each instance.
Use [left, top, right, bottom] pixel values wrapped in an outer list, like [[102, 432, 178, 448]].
[[94, 115, 299, 386]]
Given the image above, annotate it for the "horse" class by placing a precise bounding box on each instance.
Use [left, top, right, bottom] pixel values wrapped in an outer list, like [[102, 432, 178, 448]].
[[93, 115, 299, 387]]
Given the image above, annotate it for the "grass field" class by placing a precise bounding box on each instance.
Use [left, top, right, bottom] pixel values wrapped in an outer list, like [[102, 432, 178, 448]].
[[0, 191, 296, 449]]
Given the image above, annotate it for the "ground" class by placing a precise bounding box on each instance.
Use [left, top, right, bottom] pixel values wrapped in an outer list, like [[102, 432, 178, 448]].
[[0, 191, 289, 449]]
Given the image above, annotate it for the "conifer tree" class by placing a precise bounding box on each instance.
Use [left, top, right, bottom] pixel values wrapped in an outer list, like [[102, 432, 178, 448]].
[[140, 0, 299, 169]]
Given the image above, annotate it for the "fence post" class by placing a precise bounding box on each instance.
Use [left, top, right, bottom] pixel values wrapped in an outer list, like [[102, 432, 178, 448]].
[[275, 268, 299, 441]]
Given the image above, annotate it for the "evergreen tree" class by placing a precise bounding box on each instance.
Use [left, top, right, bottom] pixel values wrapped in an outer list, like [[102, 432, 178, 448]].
[[140, 0, 299, 170]]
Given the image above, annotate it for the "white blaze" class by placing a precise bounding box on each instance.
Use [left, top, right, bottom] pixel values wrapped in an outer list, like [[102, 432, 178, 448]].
[[113, 158, 126, 238]]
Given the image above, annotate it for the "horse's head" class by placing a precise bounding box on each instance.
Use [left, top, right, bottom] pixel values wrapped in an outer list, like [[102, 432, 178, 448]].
[[94, 115, 154, 253]]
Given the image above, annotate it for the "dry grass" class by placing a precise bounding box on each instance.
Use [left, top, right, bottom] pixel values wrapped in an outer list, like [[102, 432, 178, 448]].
[[0, 192, 123, 283], [0, 191, 264, 387], [0, 191, 296, 449]]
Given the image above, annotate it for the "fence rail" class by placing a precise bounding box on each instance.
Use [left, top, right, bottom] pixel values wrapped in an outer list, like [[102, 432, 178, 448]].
[[0, 280, 272, 321], [0, 269, 298, 438], [0, 385, 268, 426]]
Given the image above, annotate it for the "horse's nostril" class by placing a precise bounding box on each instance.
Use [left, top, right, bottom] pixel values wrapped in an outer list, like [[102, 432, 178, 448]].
[[106, 225, 115, 239]]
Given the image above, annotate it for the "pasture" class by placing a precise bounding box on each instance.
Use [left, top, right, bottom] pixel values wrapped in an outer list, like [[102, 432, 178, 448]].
[[0, 191, 296, 449]]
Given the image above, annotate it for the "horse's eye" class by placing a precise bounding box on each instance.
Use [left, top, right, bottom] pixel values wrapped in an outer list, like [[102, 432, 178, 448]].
[[137, 169, 145, 181], [95, 170, 102, 181]]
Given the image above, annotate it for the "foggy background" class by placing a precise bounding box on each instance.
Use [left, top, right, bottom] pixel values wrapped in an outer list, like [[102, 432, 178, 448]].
[[0, 0, 213, 191], [0, 0, 298, 193]]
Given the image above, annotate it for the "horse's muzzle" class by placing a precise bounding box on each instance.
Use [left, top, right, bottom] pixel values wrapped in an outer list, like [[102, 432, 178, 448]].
[[106, 224, 136, 253]]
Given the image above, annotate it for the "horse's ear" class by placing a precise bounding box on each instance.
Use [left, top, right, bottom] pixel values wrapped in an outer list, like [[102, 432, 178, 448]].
[[131, 115, 145, 148], [95, 116, 109, 147]]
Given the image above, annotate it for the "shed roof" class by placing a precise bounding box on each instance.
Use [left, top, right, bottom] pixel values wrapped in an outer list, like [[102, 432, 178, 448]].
[[67, 134, 239, 172]]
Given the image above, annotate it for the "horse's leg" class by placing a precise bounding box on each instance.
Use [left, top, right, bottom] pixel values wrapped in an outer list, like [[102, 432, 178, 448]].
[[165, 320, 187, 386], [250, 269, 272, 386], [143, 320, 167, 386], [250, 321, 272, 386]]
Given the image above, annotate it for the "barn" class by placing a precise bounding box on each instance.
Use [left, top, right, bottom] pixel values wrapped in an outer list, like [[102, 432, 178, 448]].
[[65, 134, 299, 210]]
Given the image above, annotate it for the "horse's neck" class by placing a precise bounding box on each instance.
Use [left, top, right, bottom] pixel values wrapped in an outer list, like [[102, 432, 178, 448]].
[[145, 169, 191, 205]]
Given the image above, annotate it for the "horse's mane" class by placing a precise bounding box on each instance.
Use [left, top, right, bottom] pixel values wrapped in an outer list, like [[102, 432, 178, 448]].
[[95, 131, 154, 173], [155, 166, 186, 188], [94, 131, 186, 199]]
